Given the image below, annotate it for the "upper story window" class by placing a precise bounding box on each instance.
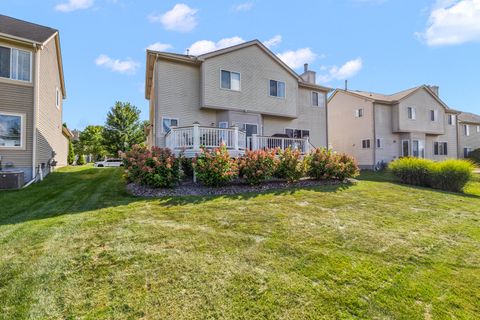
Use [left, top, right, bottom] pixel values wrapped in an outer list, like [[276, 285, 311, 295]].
[[407, 107, 416, 120], [0, 46, 32, 82], [430, 109, 438, 122], [312, 92, 325, 107], [56, 87, 60, 109], [269, 80, 285, 98], [477, 125, 480, 133], [447, 114, 456, 125], [464, 124, 470, 136], [376, 138, 384, 149], [355, 108, 364, 118], [221, 70, 240, 91], [0, 112, 24, 149], [362, 139, 371, 149]]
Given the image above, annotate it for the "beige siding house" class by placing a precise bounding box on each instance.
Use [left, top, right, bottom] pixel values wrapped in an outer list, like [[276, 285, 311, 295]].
[[145, 40, 331, 156], [328, 85, 459, 169], [458, 112, 480, 158], [0, 15, 71, 184]]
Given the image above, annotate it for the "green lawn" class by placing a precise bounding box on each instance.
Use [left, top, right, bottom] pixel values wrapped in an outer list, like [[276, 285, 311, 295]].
[[1, 166, 479, 319]]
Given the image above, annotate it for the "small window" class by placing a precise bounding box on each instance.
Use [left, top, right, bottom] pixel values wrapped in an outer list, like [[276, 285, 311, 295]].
[[221, 70, 240, 91], [355, 108, 364, 118], [270, 80, 285, 98], [407, 107, 416, 120], [162, 117, 178, 133], [376, 138, 384, 149], [464, 125, 470, 136], [430, 110, 438, 122], [464, 147, 473, 158], [434, 142, 448, 155], [362, 139, 370, 149], [285, 128, 309, 138], [56, 87, 60, 109], [312, 92, 325, 107], [312, 92, 318, 106], [0, 112, 24, 148], [477, 125, 480, 133], [447, 114, 455, 125]]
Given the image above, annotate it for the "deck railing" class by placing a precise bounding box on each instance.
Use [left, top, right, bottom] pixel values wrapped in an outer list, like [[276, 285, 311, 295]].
[[248, 135, 311, 153]]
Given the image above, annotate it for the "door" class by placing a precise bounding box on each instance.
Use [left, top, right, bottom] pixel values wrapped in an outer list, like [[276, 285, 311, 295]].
[[412, 140, 425, 158], [402, 140, 410, 157], [243, 123, 258, 150]]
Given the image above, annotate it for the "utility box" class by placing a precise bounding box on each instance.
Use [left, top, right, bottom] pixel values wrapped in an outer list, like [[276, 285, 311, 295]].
[[0, 171, 24, 190]]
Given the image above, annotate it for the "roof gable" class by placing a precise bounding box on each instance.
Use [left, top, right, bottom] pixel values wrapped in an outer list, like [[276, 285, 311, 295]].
[[0, 14, 57, 44]]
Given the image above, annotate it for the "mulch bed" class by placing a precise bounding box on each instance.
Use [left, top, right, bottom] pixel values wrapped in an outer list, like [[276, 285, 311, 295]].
[[127, 178, 354, 198]]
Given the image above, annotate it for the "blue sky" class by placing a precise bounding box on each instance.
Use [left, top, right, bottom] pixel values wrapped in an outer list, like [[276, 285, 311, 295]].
[[1, 0, 480, 129]]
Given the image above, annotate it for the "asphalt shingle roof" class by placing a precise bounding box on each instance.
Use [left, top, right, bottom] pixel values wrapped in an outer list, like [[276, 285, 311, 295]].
[[0, 14, 57, 44], [458, 112, 480, 124]]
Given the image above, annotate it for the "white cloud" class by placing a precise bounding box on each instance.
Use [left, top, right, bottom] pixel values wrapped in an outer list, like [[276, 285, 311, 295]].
[[276, 48, 317, 69], [188, 37, 245, 55], [263, 35, 282, 49], [55, 0, 94, 12], [233, 2, 254, 12], [149, 3, 198, 32], [95, 54, 140, 74], [317, 58, 363, 83], [417, 0, 480, 46], [146, 42, 173, 52]]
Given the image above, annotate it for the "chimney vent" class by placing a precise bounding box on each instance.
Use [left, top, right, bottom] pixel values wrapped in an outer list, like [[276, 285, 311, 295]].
[[428, 85, 439, 97], [186, 49, 190, 56], [304, 63, 308, 73], [345, 80, 348, 91]]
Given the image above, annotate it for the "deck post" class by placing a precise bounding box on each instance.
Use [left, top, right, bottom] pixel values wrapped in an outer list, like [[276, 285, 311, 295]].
[[305, 137, 310, 153], [193, 122, 200, 152], [251, 134, 258, 150], [232, 125, 239, 152]]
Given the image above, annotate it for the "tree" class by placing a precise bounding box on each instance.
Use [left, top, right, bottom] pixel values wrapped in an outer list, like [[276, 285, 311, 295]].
[[79, 125, 107, 161], [67, 140, 75, 165], [103, 102, 145, 154], [77, 154, 86, 165]]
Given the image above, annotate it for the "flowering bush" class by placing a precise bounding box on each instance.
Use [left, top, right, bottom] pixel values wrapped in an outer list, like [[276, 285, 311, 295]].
[[193, 145, 238, 186], [179, 154, 194, 178], [123, 145, 180, 188], [238, 149, 277, 185], [307, 148, 359, 180], [274, 147, 307, 183]]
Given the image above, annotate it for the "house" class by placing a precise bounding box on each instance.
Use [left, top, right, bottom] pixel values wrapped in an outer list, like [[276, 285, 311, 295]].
[[458, 112, 480, 158], [0, 15, 70, 184], [327, 85, 459, 169], [145, 40, 331, 157]]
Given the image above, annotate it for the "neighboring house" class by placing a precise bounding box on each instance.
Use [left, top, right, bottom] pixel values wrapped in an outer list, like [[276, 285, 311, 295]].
[[145, 40, 331, 156], [328, 85, 459, 169], [458, 112, 480, 158], [0, 15, 70, 183]]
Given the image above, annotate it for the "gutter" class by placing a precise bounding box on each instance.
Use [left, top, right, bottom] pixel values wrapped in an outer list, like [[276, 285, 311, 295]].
[[32, 43, 42, 181], [372, 102, 377, 169]]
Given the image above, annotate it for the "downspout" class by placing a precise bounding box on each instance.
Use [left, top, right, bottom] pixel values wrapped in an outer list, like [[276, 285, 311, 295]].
[[372, 102, 377, 169], [325, 92, 329, 149], [153, 54, 159, 147], [31, 44, 41, 182]]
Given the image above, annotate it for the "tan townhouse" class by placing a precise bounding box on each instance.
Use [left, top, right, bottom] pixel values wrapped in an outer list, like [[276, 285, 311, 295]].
[[458, 112, 480, 158], [327, 85, 459, 169], [0, 15, 71, 185], [145, 40, 331, 157]]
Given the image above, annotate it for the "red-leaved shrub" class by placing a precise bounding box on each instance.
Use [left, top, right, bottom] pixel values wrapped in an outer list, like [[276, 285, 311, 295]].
[[193, 145, 238, 186], [238, 149, 277, 185], [307, 148, 359, 180]]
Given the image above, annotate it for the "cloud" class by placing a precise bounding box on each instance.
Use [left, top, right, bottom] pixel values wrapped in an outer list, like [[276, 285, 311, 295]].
[[149, 3, 198, 32], [95, 54, 140, 74], [55, 0, 94, 12], [417, 0, 480, 46], [147, 42, 173, 52], [317, 58, 363, 83], [276, 48, 317, 69], [188, 37, 245, 55], [233, 2, 254, 12], [263, 35, 282, 49]]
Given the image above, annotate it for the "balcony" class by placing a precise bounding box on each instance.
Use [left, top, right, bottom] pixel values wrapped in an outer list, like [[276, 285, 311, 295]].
[[165, 123, 312, 157]]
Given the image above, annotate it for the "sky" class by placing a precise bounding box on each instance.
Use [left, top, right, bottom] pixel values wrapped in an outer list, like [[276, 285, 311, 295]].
[[1, 0, 480, 130]]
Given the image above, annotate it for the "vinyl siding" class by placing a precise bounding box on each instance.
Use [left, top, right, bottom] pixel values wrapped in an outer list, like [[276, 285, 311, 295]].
[[374, 103, 401, 164], [458, 122, 480, 158], [425, 113, 458, 160]]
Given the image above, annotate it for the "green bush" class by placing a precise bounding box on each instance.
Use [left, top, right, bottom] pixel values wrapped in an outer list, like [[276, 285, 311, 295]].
[[179, 155, 194, 178], [193, 145, 238, 186], [67, 140, 75, 165], [430, 159, 474, 192], [306, 148, 359, 181], [388, 157, 433, 187], [238, 149, 277, 185], [467, 148, 480, 164], [77, 154, 86, 165], [274, 148, 307, 183]]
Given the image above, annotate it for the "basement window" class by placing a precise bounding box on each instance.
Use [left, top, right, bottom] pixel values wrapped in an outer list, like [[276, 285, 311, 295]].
[[0, 112, 24, 148]]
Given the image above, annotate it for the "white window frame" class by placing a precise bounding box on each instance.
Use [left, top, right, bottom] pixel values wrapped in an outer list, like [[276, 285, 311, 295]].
[[0, 45, 32, 83], [218, 121, 229, 128], [269, 79, 286, 98], [477, 125, 480, 133], [402, 139, 410, 157], [376, 138, 384, 149], [56, 87, 60, 109], [355, 108, 364, 118], [464, 124, 470, 136], [430, 109, 438, 122], [220, 69, 241, 91], [434, 141, 448, 156], [464, 147, 473, 158], [447, 114, 456, 126], [407, 107, 416, 120], [285, 128, 310, 139], [0, 111, 26, 150], [361, 139, 371, 149], [161, 117, 179, 133]]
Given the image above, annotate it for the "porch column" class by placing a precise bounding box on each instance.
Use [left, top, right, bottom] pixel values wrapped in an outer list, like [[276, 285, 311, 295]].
[[305, 137, 310, 153], [232, 125, 239, 151], [251, 134, 258, 150], [193, 122, 200, 151]]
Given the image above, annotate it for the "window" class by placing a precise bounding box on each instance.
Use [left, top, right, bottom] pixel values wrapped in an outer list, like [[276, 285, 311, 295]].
[[243, 124, 258, 137], [407, 107, 416, 120], [162, 117, 178, 133], [0, 112, 24, 148], [402, 140, 410, 157], [464, 147, 473, 158], [312, 92, 319, 106], [0, 46, 31, 82], [434, 142, 448, 155], [311, 92, 325, 107], [448, 114, 455, 125], [412, 140, 425, 158], [220, 70, 240, 91], [464, 124, 470, 136], [285, 128, 310, 139], [477, 125, 480, 133], [269, 80, 285, 98], [430, 110, 438, 122], [355, 108, 364, 118], [56, 87, 60, 109], [376, 138, 384, 149], [362, 139, 371, 149]]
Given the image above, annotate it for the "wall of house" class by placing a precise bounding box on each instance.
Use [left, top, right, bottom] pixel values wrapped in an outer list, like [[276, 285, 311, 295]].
[[0, 39, 35, 181], [202, 45, 299, 118], [374, 103, 401, 164], [458, 122, 480, 158], [328, 91, 374, 167], [425, 112, 458, 160]]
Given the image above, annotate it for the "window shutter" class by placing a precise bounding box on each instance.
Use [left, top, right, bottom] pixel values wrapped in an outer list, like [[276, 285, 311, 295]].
[[355, 109, 359, 117], [434, 142, 438, 155], [444, 143, 448, 155]]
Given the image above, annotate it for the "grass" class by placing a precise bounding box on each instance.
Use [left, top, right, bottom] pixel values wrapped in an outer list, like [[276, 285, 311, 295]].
[[0, 165, 479, 319]]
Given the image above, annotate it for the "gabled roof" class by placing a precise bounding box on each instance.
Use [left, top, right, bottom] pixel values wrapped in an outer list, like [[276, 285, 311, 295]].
[[458, 112, 480, 124], [0, 14, 57, 44]]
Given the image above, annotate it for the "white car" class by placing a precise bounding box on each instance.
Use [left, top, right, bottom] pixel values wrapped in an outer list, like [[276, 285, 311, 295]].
[[94, 159, 124, 167]]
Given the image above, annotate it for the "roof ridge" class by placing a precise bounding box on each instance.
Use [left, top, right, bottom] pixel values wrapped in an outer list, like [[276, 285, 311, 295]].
[[0, 14, 57, 33]]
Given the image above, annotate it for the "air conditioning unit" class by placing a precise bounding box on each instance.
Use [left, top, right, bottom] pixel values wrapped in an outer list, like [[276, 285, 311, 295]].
[[0, 171, 24, 190]]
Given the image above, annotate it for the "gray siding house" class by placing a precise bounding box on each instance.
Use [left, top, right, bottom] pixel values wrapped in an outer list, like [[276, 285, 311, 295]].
[[458, 112, 480, 158], [0, 15, 71, 183], [145, 40, 331, 156]]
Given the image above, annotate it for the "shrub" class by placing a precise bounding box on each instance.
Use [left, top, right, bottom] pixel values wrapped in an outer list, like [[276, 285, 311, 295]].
[[180, 155, 194, 178], [388, 157, 434, 187], [67, 140, 75, 165], [274, 147, 307, 183], [429, 159, 474, 192], [77, 154, 86, 165], [193, 145, 238, 186], [238, 149, 277, 185], [306, 148, 359, 181], [123, 145, 180, 188], [467, 148, 480, 164]]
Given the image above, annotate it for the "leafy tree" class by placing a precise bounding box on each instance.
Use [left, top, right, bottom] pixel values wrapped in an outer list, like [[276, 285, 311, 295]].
[[79, 125, 107, 161], [103, 102, 145, 154], [67, 140, 75, 165], [77, 154, 86, 165]]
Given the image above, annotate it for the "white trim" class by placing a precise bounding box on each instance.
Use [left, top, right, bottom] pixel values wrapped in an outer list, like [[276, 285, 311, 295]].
[[401, 139, 410, 157], [361, 139, 371, 149], [269, 79, 286, 99], [220, 69, 241, 91], [218, 121, 229, 128], [376, 138, 384, 149], [0, 44, 33, 83], [434, 141, 448, 156], [407, 106, 416, 120], [242, 123, 259, 136], [161, 116, 179, 133], [464, 124, 470, 136], [55, 86, 60, 109], [355, 108, 364, 118], [0, 111, 26, 150], [447, 114, 456, 126], [284, 127, 311, 138]]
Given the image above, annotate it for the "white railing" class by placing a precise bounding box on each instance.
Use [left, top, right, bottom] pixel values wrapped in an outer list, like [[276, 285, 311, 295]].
[[248, 134, 311, 153]]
